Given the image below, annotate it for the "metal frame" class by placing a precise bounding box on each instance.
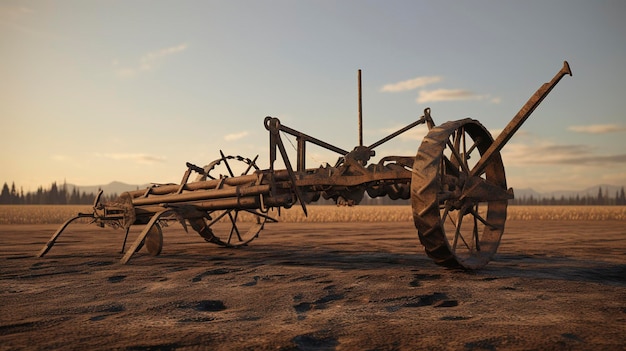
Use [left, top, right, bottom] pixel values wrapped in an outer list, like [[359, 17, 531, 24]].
[[37, 62, 571, 269]]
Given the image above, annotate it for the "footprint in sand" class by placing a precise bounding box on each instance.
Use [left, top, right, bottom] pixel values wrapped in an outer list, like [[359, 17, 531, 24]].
[[107, 275, 126, 283], [293, 288, 345, 320]]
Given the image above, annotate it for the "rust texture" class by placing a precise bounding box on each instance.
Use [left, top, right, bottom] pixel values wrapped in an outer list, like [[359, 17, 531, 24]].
[[38, 62, 571, 269]]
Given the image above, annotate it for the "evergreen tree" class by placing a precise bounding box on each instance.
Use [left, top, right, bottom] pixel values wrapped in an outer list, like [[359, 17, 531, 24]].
[[49, 182, 58, 204], [0, 183, 10, 204], [10, 182, 17, 204], [70, 187, 80, 204]]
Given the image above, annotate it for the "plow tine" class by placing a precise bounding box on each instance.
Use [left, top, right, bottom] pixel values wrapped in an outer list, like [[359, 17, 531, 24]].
[[120, 227, 131, 254], [37, 214, 92, 258]]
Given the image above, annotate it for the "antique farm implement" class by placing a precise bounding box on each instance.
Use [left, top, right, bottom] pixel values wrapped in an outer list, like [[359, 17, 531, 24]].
[[38, 61, 571, 269]]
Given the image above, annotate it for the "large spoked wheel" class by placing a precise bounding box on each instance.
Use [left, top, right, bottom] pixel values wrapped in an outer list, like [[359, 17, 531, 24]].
[[411, 119, 511, 269], [192, 152, 275, 248]]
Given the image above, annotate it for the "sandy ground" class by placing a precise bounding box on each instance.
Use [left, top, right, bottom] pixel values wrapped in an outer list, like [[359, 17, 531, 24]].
[[1, 220, 625, 350]]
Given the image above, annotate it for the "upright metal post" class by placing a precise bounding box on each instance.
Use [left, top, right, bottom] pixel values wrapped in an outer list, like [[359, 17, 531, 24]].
[[358, 69, 363, 147]]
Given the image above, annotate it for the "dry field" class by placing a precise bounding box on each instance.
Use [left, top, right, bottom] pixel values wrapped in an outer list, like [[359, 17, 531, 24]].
[[1, 205, 625, 350], [1, 205, 625, 224]]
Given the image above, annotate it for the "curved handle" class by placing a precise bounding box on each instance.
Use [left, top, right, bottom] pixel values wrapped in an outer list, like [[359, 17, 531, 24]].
[[471, 61, 572, 177]]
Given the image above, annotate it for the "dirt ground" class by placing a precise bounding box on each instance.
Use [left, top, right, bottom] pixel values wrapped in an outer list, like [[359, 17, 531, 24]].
[[1, 220, 625, 350]]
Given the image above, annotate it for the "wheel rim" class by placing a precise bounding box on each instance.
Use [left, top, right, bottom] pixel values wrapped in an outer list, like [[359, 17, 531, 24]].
[[204, 209, 269, 247], [411, 119, 510, 269], [192, 153, 272, 247]]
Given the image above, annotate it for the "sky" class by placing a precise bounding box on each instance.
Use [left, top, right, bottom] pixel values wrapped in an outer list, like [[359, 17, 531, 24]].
[[1, 0, 625, 194]]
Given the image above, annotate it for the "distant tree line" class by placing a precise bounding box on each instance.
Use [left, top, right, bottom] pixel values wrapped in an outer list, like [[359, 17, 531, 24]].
[[509, 186, 626, 206], [314, 186, 626, 206], [0, 181, 119, 205], [2, 181, 625, 206]]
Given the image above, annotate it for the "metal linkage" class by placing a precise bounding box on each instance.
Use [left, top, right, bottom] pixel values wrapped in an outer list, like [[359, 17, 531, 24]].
[[38, 61, 571, 269]]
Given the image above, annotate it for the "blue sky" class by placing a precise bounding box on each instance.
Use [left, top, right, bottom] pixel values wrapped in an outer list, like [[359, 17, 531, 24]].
[[1, 0, 625, 193]]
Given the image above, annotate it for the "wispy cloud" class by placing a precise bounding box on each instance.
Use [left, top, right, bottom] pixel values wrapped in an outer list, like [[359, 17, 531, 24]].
[[556, 154, 626, 165], [97, 153, 166, 164], [381, 74, 500, 104], [568, 124, 626, 134], [224, 131, 249, 141], [139, 44, 187, 71], [416, 89, 488, 104], [380, 76, 442, 92], [114, 43, 188, 78], [490, 96, 502, 104], [502, 142, 626, 166]]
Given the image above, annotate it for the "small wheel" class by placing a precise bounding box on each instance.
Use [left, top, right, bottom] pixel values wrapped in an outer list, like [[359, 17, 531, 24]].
[[132, 222, 163, 255], [411, 119, 511, 269], [144, 222, 163, 256]]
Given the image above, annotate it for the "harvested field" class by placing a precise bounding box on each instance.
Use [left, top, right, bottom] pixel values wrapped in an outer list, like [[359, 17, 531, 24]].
[[1, 205, 625, 224], [1, 206, 625, 350]]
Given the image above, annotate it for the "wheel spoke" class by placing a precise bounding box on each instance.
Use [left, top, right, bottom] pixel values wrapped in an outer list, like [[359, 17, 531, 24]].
[[443, 157, 461, 177], [468, 206, 499, 230], [206, 210, 230, 227], [452, 209, 469, 252], [441, 202, 452, 227], [466, 136, 479, 159], [241, 155, 259, 175], [472, 206, 480, 252], [446, 139, 470, 175], [453, 129, 462, 158], [462, 129, 470, 171], [447, 208, 457, 228], [220, 150, 235, 178], [242, 209, 277, 222], [227, 210, 242, 243]]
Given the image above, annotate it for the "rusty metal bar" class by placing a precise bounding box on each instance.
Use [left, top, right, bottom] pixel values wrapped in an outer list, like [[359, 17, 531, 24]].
[[131, 184, 272, 206], [125, 173, 266, 198], [265, 117, 349, 156], [358, 69, 363, 147], [368, 116, 426, 150], [132, 193, 293, 214], [297, 136, 306, 172], [470, 61, 572, 177]]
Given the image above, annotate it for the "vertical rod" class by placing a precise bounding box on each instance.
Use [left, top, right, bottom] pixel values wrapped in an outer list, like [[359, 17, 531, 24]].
[[358, 69, 363, 146], [297, 136, 306, 172]]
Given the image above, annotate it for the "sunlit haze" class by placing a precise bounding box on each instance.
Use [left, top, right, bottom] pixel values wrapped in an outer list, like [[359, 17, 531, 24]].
[[1, 1, 625, 193]]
